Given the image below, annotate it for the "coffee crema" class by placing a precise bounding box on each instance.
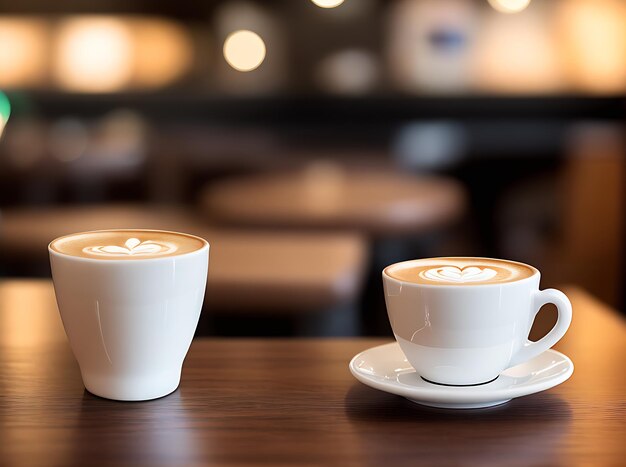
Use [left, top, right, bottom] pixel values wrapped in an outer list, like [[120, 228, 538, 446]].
[[385, 258, 535, 285], [50, 230, 206, 260]]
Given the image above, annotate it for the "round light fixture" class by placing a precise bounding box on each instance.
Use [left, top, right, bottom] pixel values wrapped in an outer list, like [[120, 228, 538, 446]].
[[487, 0, 531, 14], [223, 30, 266, 72], [311, 0, 346, 8], [54, 17, 133, 92]]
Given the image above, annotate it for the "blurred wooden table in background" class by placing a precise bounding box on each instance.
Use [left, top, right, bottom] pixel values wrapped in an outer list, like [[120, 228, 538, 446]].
[[0, 281, 624, 466], [201, 167, 466, 236], [0, 206, 367, 321]]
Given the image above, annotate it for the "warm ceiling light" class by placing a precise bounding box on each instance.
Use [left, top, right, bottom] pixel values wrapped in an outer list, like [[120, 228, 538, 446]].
[[132, 19, 193, 88], [223, 30, 266, 72], [0, 18, 47, 87], [472, 12, 562, 93], [54, 17, 133, 92], [557, 0, 626, 93], [487, 0, 531, 14], [311, 0, 346, 8]]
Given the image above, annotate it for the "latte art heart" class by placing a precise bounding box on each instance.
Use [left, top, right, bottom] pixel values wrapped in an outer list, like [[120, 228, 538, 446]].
[[83, 237, 178, 257], [385, 258, 535, 285], [421, 266, 497, 283]]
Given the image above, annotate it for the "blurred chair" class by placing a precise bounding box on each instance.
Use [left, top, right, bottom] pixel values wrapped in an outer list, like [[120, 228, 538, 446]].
[[559, 123, 625, 307], [494, 122, 626, 310], [0, 204, 367, 335]]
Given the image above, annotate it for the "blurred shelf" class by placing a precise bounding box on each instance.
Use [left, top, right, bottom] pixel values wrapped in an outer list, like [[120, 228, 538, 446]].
[[9, 92, 626, 122]]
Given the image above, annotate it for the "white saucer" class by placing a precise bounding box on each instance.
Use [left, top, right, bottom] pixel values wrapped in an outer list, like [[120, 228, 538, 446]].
[[349, 342, 573, 409]]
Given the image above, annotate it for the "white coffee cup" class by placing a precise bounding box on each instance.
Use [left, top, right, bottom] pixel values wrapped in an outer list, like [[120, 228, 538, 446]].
[[383, 257, 572, 385], [49, 229, 209, 401]]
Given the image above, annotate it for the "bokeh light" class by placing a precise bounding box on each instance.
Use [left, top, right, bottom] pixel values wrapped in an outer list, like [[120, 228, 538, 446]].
[[54, 17, 133, 92], [473, 9, 561, 93], [223, 30, 266, 72], [0, 91, 10, 137], [0, 92, 10, 122], [132, 19, 193, 88], [316, 50, 379, 94], [0, 18, 47, 88], [3, 119, 47, 169], [557, 0, 626, 93], [487, 0, 531, 14], [48, 119, 88, 162], [387, 0, 477, 93], [311, 0, 346, 8]]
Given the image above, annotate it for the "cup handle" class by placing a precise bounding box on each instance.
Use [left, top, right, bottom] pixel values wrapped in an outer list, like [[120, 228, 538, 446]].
[[509, 288, 573, 367]]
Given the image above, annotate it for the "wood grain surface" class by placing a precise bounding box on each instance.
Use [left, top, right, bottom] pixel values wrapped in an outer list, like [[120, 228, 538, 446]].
[[0, 281, 624, 466]]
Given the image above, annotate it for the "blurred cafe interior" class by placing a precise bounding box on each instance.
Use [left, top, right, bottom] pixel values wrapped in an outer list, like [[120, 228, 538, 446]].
[[0, 0, 624, 336]]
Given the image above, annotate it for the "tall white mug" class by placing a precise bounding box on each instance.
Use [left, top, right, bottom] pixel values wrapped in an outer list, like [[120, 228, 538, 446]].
[[49, 229, 209, 401], [383, 257, 572, 385]]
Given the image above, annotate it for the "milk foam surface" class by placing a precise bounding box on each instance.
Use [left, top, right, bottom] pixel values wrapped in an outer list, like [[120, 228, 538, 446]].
[[50, 230, 205, 260], [385, 258, 535, 285]]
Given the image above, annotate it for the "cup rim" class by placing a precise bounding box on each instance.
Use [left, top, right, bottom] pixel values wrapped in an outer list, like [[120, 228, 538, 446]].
[[382, 256, 540, 288], [48, 228, 210, 263]]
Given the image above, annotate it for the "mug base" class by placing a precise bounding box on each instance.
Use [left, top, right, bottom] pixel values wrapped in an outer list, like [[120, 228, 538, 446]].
[[407, 398, 511, 409], [82, 370, 182, 401]]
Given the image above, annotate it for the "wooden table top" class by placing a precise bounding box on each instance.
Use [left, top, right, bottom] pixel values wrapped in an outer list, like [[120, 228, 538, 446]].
[[0, 206, 367, 311], [201, 166, 466, 236], [0, 280, 624, 466]]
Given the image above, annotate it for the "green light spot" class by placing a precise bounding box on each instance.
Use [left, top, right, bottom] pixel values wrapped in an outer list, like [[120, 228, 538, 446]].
[[0, 92, 11, 123]]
